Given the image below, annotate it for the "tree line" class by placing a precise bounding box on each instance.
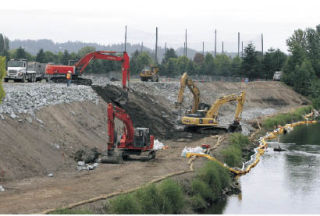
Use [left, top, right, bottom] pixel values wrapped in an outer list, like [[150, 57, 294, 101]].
[[130, 45, 287, 80], [281, 25, 320, 109]]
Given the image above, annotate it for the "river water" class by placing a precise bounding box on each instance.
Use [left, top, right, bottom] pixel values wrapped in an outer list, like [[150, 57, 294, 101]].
[[215, 123, 320, 214]]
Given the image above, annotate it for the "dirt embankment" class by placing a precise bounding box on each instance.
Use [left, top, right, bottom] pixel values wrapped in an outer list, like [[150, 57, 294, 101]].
[[0, 79, 311, 213]]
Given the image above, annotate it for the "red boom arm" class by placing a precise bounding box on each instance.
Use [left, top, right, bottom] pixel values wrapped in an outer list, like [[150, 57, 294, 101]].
[[107, 103, 134, 150], [75, 51, 130, 89]]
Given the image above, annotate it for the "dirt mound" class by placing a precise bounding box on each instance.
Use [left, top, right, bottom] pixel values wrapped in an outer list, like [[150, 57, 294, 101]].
[[92, 84, 177, 139]]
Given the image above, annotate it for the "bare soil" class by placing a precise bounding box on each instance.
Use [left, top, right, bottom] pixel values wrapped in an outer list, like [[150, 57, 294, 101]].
[[0, 80, 309, 213]]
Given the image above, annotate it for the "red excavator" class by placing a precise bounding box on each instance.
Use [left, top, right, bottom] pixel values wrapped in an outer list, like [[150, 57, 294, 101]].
[[45, 51, 130, 89], [100, 103, 156, 163]]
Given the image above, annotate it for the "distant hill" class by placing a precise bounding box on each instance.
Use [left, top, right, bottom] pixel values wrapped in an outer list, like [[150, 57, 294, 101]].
[[9, 39, 238, 60]]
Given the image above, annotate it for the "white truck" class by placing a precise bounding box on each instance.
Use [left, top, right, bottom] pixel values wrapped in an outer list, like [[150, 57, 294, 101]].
[[4, 59, 46, 82], [273, 71, 283, 81]]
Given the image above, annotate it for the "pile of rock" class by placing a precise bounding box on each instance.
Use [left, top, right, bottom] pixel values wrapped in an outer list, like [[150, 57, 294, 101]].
[[0, 83, 99, 119]]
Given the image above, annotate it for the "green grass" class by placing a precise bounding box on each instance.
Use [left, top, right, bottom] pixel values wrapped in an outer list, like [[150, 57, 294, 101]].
[[191, 161, 231, 210], [50, 208, 93, 214], [221, 133, 250, 167], [108, 179, 185, 214], [263, 106, 312, 130]]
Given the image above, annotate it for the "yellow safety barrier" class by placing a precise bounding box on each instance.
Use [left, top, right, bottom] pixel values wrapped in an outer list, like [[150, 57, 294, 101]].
[[186, 115, 317, 176]]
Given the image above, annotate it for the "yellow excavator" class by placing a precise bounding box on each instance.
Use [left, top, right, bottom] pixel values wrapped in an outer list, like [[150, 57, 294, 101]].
[[181, 91, 246, 134], [140, 66, 159, 82], [175, 72, 210, 113]]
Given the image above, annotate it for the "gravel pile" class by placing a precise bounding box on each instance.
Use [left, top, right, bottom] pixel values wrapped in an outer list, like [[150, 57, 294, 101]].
[[0, 83, 98, 118]]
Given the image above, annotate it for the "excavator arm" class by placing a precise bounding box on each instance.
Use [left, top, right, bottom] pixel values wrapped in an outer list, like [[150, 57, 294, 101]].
[[75, 51, 130, 89], [205, 91, 246, 122], [176, 72, 200, 113], [107, 103, 134, 150]]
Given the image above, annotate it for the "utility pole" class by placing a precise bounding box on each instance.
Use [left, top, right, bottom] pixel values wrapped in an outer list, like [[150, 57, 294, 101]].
[[214, 29, 217, 57], [165, 42, 167, 53], [261, 33, 264, 56], [155, 27, 158, 64], [185, 29, 188, 58], [141, 42, 143, 52], [241, 41, 244, 57], [183, 42, 186, 56], [124, 25, 127, 52], [222, 41, 224, 54], [237, 32, 240, 57], [202, 41, 204, 56]]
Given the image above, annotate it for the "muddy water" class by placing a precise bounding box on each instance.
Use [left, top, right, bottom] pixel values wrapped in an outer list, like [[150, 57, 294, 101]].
[[213, 123, 320, 214]]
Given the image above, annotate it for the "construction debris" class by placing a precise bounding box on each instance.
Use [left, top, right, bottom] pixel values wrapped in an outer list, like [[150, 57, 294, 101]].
[[0, 185, 5, 192]]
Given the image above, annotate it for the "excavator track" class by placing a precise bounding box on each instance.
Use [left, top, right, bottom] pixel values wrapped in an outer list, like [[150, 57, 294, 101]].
[[185, 126, 228, 135], [49, 77, 93, 86]]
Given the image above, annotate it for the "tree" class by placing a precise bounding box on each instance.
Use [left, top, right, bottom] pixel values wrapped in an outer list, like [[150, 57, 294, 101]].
[[203, 53, 215, 75], [36, 49, 46, 63], [262, 48, 287, 79], [193, 53, 204, 65], [230, 56, 242, 76], [0, 34, 4, 56], [240, 43, 261, 80], [292, 60, 316, 95], [214, 54, 232, 76], [61, 50, 70, 65], [16, 47, 27, 59], [162, 48, 177, 64], [45, 51, 59, 63], [78, 46, 96, 58], [0, 56, 6, 103]]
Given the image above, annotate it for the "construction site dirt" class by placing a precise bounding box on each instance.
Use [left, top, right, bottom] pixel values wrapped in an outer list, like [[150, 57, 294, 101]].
[[0, 79, 310, 213]]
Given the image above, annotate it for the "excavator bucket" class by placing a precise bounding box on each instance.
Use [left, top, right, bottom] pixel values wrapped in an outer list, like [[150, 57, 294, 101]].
[[99, 150, 124, 164]]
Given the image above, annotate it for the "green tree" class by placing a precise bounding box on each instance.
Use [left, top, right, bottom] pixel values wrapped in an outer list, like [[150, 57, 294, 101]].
[[162, 48, 177, 64], [36, 49, 46, 63], [203, 53, 215, 75], [262, 48, 287, 79], [214, 54, 232, 76], [78, 46, 96, 57], [0, 56, 6, 103], [241, 43, 261, 80], [61, 50, 70, 65], [45, 51, 59, 63], [230, 56, 242, 76], [0, 34, 4, 56], [15, 47, 27, 59], [292, 60, 316, 95]]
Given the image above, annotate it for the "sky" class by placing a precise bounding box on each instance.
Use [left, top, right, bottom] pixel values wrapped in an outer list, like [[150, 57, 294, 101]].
[[1, 0, 320, 53]]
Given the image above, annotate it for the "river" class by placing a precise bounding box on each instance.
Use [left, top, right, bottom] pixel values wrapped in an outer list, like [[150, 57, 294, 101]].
[[212, 123, 320, 214]]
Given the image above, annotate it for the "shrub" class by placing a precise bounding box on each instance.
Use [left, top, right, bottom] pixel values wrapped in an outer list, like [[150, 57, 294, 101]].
[[50, 209, 93, 214], [229, 133, 250, 148], [108, 179, 185, 214], [190, 194, 207, 210], [222, 145, 242, 167], [136, 184, 162, 214], [157, 179, 185, 214], [191, 178, 213, 201], [109, 194, 142, 214], [0, 56, 6, 103], [262, 106, 312, 130]]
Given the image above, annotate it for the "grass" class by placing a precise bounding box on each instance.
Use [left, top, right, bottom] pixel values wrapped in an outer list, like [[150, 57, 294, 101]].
[[108, 179, 185, 214], [221, 133, 250, 167], [191, 161, 231, 210], [50, 209, 93, 214], [262, 106, 312, 130]]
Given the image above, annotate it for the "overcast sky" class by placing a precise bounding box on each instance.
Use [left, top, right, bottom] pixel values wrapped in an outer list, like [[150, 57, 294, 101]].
[[1, 0, 320, 53]]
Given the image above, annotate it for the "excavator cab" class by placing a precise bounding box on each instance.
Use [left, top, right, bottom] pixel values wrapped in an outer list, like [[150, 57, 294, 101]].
[[134, 128, 151, 148]]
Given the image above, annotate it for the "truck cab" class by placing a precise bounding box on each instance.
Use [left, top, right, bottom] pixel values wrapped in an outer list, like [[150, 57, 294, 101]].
[[5, 59, 38, 82]]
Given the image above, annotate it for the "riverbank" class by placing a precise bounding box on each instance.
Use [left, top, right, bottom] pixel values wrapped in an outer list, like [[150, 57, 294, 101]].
[[53, 106, 317, 214]]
